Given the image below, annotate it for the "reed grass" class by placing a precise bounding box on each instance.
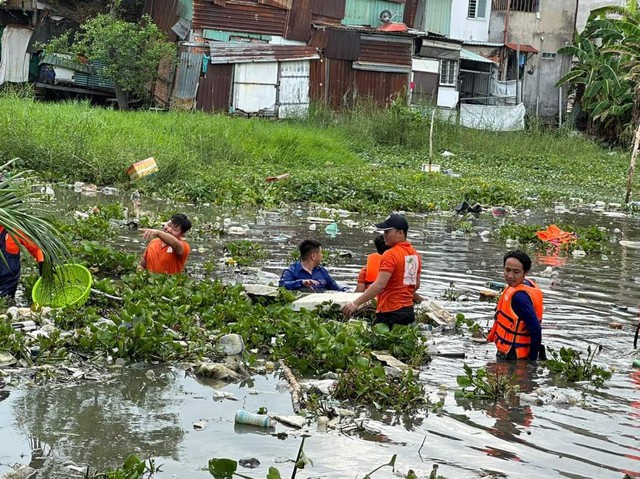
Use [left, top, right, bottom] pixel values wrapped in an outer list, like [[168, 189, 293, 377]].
[[0, 93, 633, 212]]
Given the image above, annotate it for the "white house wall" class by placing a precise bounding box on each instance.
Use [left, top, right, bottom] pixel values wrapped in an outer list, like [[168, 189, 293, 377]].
[[575, 0, 625, 32], [449, 0, 490, 41], [489, 0, 577, 119], [438, 86, 459, 108]]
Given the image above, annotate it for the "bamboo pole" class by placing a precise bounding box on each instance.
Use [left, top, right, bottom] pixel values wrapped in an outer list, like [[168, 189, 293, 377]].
[[428, 109, 435, 171], [279, 359, 303, 413], [625, 120, 640, 203]]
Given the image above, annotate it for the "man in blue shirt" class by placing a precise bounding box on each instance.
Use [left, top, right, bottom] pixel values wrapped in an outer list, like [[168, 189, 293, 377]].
[[279, 239, 346, 292]]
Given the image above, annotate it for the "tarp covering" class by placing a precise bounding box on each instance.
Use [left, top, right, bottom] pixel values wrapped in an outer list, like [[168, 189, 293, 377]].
[[460, 103, 525, 131], [0, 26, 33, 85]]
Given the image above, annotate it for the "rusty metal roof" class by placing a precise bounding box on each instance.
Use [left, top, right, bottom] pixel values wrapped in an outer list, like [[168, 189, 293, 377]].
[[193, 0, 287, 35], [208, 42, 319, 63], [505, 43, 539, 54]]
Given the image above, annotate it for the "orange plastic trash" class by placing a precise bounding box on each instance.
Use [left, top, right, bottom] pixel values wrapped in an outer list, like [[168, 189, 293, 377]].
[[535, 224, 576, 245]]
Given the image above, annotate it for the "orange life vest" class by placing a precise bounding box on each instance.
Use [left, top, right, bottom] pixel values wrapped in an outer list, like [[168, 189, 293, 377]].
[[488, 280, 543, 359], [364, 253, 382, 285]]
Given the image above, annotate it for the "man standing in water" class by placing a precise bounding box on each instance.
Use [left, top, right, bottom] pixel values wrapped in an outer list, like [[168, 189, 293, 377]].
[[487, 250, 544, 360], [342, 214, 421, 328], [138, 214, 192, 274]]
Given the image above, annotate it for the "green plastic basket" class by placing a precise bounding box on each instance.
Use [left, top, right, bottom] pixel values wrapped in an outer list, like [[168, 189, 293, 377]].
[[32, 264, 93, 308]]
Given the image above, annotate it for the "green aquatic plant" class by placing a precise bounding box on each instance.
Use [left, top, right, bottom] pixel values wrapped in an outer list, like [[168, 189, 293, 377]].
[[92, 454, 160, 479], [454, 313, 482, 336], [456, 364, 518, 401], [223, 240, 268, 266], [332, 357, 427, 414], [544, 345, 612, 387], [71, 241, 138, 277]]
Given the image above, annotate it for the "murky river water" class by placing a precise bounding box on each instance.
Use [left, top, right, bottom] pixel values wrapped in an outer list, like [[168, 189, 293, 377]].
[[1, 190, 639, 478]]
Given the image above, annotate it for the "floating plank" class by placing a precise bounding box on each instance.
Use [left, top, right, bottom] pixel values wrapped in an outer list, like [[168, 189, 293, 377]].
[[291, 292, 363, 312]]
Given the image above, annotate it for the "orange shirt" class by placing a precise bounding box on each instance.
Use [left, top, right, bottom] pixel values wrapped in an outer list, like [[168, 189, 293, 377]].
[[0, 227, 44, 262], [142, 237, 190, 274], [377, 241, 421, 313]]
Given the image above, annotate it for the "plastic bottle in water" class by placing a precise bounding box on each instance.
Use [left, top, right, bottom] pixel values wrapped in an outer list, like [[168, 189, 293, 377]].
[[487, 280, 506, 291], [234, 410, 273, 428]]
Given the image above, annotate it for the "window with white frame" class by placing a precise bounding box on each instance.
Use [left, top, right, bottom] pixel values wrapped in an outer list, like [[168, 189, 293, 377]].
[[468, 0, 487, 18], [440, 60, 457, 86], [542, 51, 557, 60]]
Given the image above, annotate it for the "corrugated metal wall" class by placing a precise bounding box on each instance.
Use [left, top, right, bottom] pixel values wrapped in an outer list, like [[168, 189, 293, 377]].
[[284, 0, 312, 41], [310, 28, 360, 60], [354, 69, 407, 104], [173, 50, 203, 99], [311, 0, 345, 21], [402, 0, 420, 28], [278, 60, 311, 117], [359, 34, 412, 66], [327, 58, 355, 108], [343, 0, 405, 27], [423, 0, 452, 36], [143, 0, 179, 41], [196, 63, 232, 112], [192, 0, 287, 34]]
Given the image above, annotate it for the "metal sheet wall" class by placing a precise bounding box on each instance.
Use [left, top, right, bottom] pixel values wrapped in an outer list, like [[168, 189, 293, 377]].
[[354, 69, 408, 105], [143, 0, 179, 41], [196, 63, 233, 112], [327, 58, 355, 109], [402, 0, 420, 28], [193, 0, 287, 34], [278, 60, 311, 118], [343, 0, 405, 27], [311, 0, 345, 20], [173, 50, 203, 99], [284, 0, 312, 41], [423, 0, 452, 36], [310, 28, 360, 61], [309, 56, 325, 102], [359, 35, 412, 66]]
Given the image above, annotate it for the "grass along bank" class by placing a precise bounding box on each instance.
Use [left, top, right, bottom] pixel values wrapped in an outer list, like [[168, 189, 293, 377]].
[[0, 95, 635, 213]]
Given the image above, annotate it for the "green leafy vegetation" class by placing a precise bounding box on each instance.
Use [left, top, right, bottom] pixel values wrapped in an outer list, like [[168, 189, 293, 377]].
[[456, 364, 519, 401], [44, 14, 175, 109], [91, 454, 160, 479], [223, 240, 268, 266], [0, 96, 634, 213], [558, 1, 639, 144], [544, 345, 612, 387], [332, 358, 427, 414]]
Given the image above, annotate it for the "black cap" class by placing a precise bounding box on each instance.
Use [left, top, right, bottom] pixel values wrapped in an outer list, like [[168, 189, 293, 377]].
[[374, 214, 409, 232]]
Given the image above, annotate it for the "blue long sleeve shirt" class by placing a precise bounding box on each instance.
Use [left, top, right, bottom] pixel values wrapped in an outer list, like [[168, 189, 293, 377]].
[[511, 285, 542, 360], [279, 261, 346, 292]]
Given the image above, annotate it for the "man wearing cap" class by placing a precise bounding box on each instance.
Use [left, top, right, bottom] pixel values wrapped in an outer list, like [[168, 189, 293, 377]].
[[342, 214, 422, 328]]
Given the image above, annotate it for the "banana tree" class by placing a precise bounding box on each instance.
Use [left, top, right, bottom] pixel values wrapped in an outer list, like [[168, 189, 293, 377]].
[[0, 160, 68, 276]]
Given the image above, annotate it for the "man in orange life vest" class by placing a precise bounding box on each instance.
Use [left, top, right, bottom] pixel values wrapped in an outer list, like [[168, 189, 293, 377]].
[[0, 226, 44, 298], [487, 250, 543, 360], [355, 234, 389, 292], [342, 214, 421, 328]]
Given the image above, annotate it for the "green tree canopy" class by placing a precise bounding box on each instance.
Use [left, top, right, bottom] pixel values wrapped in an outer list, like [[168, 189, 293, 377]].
[[46, 14, 175, 109]]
